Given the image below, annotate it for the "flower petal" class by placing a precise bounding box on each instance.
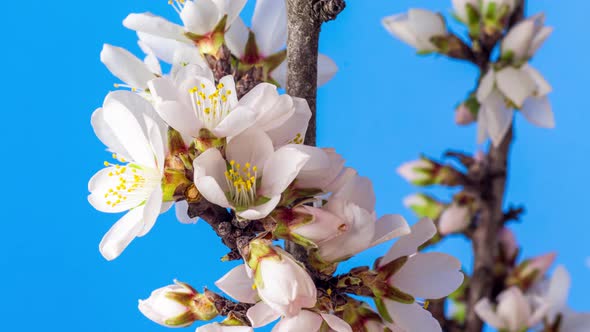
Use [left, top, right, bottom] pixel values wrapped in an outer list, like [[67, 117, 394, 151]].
[[180, 0, 219, 35], [480, 90, 514, 147], [252, 0, 287, 56], [101, 44, 155, 89], [212, 105, 257, 138], [225, 17, 248, 58], [216, 265, 258, 304], [321, 313, 352, 332], [521, 96, 554, 128], [266, 97, 311, 148], [247, 301, 281, 328], [196, 323, 254, 332], [174, 201, 197, 224], [136, 184, 164, 237], [477, 69, 496, 102], [99, 207, 145, 261], [272, 310, 322, 332], [138, 32, 189, 64], [236, 195, 281, 220], [318, 54, 338, 86], [193, 149, 231, 208], [382, 218, 436, 265], [226, 129, 274, 172], [382, 14, 419, 49], [496, 67, 536, 108], [124, 13, 189, 42], [474, 298, 506, 329], [497, 287, 531, 332], [371, 214, 411, 247], [260, 145, 311, 197], [393, 252, 463, 299], [385, 300, 442, 332], [333, 174, 376, 212]]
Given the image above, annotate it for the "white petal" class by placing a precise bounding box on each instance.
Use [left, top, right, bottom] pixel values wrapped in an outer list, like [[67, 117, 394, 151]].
[[138, 32, 189, 64], [529, 26, 553, 57], [370, 214, 411, 247], [522, 65, 552, 96], [212, 105, 258, 138], [501, 20, 535, 60], [153, 100, 202, 138], [136, 185, 163, 237], [562, 313, 590, 332], [408, 9, 447, 50], [497, 287, 531, 332], [321, 313, 352, 332], [215, 0, 247, 26], [148, 119, 166, 172], [481, 90, 514, 147], [317, 54, 338, 86], [101, 44, 155, 89], [272, 61, 287, 88], [252, 0, 287, 56], [545, 265, 571, 320], [333, 175, 376, 214], [474, 298, 506, 329], [477, 106, 489, 144], [496, 67, 536, 107], [477, 69, 496, 102], [260, 146, 311, 197], [215, 265, 258, 304], [99, 207, 145, 261], [171, 45, 209, 76], [225, 17, 248, 58], [123, 13, 189, 42], [197, 323, 253, 332], [226, 129, 275, 171], [382, 218, 436, 265], [393, 252, 463, 299], [175, 200, 198, 224], [521, 96, 554, 128], [385, 300, 442, 332], [88, 167, 141, 213], [272, 310, 322, 332], [266, 97, 311, 148], [180, 0, 219, 35], [382, 14, 419, 49], [193, 149, 231, 208], [236, 195, 281, 220], [247, 302, 281, 328]]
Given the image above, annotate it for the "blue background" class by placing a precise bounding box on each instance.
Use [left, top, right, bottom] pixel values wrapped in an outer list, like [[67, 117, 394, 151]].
[[1, 0, 588, 331]]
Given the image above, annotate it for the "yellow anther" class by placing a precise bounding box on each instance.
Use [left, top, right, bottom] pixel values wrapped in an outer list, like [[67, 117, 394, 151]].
[[252, 283, 257, 290], [423, 301, 430, 309], [327, 289, 333, 296], [252, 166, 258, 172], [104, 161, 110, 167]]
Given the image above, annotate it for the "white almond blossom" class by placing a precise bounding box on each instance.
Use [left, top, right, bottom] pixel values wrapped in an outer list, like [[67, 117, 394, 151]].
[[294, 174, 411, 262], [382, 9, 447, 53], [88, 91, 170, 261], [193, 129, 310, 220], [438, 202, 471, 235], [477, 65, 554, 146], [123, 0, 247, 54], [380, 218, 464, 332], [225, 0, 337, 87], [397, 158, 435, 185], [501, 13, 553, 63], [291, 146, 350, 193], [529, 265, 590, 331], [149, 65, 311, 145], [272, 310, 351, 332], [475, 286, 549, 332]]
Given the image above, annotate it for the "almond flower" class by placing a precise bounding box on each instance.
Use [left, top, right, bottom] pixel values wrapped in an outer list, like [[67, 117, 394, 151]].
[[475, 287, 549, 332], [530, 265, 590, 332], [380, 218, 464, 332], [193, 129, 310, 220], [225, 0, 337, 87], [272, 310, 351, 332], [501, 14, 553, 63], [477, 65, 554, 146], [438, 202, 471, 235], [293, 174, 411, 262], [196, 324, 253, 332], [88, 91, 170, 260], [382, 9, 447, 53], [149, 65, 311, 146], [123, 0, 247, 55]]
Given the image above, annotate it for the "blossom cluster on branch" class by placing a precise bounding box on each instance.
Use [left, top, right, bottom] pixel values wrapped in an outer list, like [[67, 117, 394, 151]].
[[88, 0, 466, 331], [383, 0, 590, 331]]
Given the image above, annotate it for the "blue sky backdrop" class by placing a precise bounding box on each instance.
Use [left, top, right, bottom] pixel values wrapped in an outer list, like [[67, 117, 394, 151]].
[[1, 0, 588, 331]]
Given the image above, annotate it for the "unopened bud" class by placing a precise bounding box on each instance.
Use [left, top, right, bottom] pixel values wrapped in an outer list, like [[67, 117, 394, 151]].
[[138, 280, 219, 328], [508, 252, 556, 290], [397, 158, 463, 186], [438, 203, 471, 235], [498, 227, 519, 264], [403, 194, 444, 219]]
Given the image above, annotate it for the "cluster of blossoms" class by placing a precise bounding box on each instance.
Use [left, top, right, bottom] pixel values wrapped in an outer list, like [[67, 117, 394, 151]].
[[383, 1, 590, 331], [88, 1, 467, 331]]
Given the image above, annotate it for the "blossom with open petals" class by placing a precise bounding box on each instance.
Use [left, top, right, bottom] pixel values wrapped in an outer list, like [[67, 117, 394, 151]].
[[193, 129, 310, 220], [379, 218, 464, 332], [501, 13, 553, 63], [475, 287, 549, 332], [88, 91, 170, 260], [382, 9, 447, 53]]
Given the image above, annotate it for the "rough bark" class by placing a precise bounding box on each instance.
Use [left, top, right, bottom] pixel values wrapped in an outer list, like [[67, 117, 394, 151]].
[[284, 0, 345, 261]]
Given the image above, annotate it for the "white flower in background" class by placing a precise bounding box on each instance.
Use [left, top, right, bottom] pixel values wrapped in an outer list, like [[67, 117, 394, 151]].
[[475, 286, 549, 332], [397, 158, 436, 185], [193, 129, 310, 220], [139, 280, 217, 327], [226, 0, 337, 87], [197, 324, 253, 332], [290, 146, 350, 193], [88, 91, 170, 260], [501, 13, 553, 63], [530, 265, 590, 332], [272, 310, 351, 332], [477, 65, 554, 146], [438, 202, 471, 235], [123, 0, 247, 54], [482, 0, 517, 19], [452, 0, 480, 24], [382, 9, 447, 53], [294, 174, 411, 262], [379, 218, 464, 332]]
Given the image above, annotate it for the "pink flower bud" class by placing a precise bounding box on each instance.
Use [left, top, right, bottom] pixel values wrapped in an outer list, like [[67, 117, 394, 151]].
[[499, 227, 519, 262], [455, 103, 476, 125]]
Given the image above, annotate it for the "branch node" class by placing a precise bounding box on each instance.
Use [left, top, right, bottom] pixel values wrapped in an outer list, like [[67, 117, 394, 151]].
[[313, 0, 346, 23]]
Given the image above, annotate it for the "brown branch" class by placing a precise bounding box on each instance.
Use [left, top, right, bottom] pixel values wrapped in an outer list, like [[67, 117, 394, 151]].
[[284, 0, 344, 262]]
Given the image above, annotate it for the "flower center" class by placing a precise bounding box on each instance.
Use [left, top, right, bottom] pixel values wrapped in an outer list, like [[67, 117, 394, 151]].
[[224, 160, 258, 208], [189, 83, 233, 131], [102, 154, 160, 208]]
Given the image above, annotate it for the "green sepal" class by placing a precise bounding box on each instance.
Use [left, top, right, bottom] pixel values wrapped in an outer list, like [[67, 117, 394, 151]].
[[163, 311, 196, 327], [162, 169, 192, 202], [185, 15, 228, 56], [221, 313, 248, 326], [195, 128, 226, 152], [168, 128, 187, 155], [385, 286, 415, 304], [464, 94, 481, 118], [374, 297, 393, 324], [280, 183, 323, 206]]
